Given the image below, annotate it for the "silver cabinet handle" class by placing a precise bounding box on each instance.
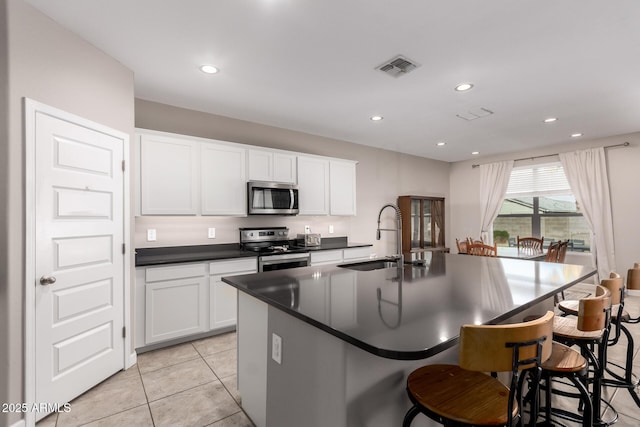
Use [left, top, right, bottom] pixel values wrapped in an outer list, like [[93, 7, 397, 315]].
[[39, 275, 56, 286]]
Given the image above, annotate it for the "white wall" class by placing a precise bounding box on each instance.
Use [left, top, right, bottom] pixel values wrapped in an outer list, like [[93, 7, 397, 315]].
[[2, 1, 134, 425], [135, 100, 451, 258], [449, 132, 640, 278]]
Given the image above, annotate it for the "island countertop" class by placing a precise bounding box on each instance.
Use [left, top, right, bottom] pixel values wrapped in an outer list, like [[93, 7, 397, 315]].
[[223, 253, 596, 360]]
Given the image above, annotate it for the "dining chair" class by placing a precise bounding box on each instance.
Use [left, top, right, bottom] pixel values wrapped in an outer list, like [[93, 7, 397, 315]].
[[403, 311, 554, 427], [544, 241, 560, 262], [455, 238, 468, 254], [556, 240, 569, 263], [517, 236, 544, 251], [468, 242, 497, 257]]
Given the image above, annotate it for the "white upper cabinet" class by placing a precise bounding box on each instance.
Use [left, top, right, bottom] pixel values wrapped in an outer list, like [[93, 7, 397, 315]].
[[139, 134, 199, 215], [201, 142, 247, 215], [297, 156, 329, 215], [248, 149, 296, 183], [329, 160, 357, 216]]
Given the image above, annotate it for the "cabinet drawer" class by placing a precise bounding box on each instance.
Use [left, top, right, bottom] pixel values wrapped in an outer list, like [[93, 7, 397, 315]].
[[209, 258, 257, 275], [145, 263, 206, 282], [342, 247, 372, 261], [311, 250, 343, 265]]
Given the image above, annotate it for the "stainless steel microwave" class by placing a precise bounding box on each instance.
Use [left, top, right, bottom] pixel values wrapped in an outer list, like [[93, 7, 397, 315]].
[[247, 181, 299, 215]]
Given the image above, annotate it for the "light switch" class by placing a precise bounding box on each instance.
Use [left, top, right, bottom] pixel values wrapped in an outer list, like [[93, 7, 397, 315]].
[[147, 229, 156, 241], [208, 228, 216, 239]]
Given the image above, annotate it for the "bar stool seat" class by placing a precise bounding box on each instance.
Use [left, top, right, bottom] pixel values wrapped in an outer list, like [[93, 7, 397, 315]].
[[403, 311, 554, 427], [405, 364, 516, 425]]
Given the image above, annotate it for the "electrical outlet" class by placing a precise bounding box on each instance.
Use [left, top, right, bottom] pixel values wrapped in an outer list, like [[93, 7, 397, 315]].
[[329, 225, 334, 234], [304, 225, 311, 234], [272, 333, 282, 364], [208, 227, 216, 239], [147, 229, 156, 241]]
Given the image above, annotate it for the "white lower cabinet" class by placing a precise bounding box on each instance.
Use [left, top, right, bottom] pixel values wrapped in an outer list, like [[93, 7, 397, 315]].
[[209, 258, 257, 330], [342, 246, 373, 262], [144, 263, 207, 344], [310, 249, 343, 266], [137, 257, 257, 348], [310, 247, 373, 266]]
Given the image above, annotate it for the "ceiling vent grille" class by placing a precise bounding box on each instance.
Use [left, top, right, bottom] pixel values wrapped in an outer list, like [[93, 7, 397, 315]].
[[456, 107, 494, 121], [377, 55, 420, 77]]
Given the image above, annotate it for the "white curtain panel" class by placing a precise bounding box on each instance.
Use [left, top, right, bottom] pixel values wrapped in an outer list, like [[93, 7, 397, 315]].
[[559, 147, 616, 281], [479, 160, 514, 244]]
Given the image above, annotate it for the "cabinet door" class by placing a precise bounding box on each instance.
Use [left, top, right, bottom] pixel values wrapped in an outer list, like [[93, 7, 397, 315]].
[[248, 150, 273, 182], [329, 160, 357, 216], [272, 152, 297, 183], [145, 276, 207, 344], [210, 272, 248, 330], [342, 247, 372, 262], [140, 134, 199, 215], [201, 142, 247, 215], [310, 249, 343, 266], [297, 156, 329, 215]]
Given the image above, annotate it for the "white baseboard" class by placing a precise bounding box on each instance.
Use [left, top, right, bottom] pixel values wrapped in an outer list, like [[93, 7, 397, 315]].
[[127, 351, 137, 369], [627, 289, 640, 297]]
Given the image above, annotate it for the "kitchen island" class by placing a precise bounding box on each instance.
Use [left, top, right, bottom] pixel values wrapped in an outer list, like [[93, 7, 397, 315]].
[[223, 253, 596, 427]]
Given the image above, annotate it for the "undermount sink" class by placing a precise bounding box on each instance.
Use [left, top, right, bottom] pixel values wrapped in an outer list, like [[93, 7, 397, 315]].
[[338, 259, 398, 271]]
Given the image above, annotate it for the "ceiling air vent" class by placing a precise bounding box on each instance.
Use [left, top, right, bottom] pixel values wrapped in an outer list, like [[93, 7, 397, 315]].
[[456, 107, 494, 121], [377, 55, 420, 77]]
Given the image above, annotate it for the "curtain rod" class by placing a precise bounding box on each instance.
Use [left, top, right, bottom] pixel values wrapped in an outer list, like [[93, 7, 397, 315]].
[[471, 141, 630, 168]]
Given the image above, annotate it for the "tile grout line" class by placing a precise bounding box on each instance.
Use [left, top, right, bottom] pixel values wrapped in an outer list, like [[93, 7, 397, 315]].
[[136, 360, 157, 427]]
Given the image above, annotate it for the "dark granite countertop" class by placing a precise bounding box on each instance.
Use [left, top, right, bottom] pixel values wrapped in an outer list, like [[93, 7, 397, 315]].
[[135, 237, 373, 266], [223, 253, 596, 360]]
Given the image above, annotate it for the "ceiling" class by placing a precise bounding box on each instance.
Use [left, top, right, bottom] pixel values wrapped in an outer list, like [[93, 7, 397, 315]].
[[25, 0, 640, 162]]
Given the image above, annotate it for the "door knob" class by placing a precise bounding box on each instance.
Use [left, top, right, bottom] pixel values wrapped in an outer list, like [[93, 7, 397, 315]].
[[39, 275, 56, 286]]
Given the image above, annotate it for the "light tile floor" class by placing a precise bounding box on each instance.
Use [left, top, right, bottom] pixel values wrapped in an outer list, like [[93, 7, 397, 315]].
[[37, 332, 254, 427], [37, 287, 640, 427]]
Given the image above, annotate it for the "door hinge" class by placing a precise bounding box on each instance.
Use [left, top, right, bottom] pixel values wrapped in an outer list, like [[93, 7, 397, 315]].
[[122, 327, 126, 338], [122, 243, 126, 254], [121, 160, 125, 172]]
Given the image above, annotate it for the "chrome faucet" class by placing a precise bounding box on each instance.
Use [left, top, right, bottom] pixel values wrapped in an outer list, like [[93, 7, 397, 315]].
[[376, 203, 403, 265]]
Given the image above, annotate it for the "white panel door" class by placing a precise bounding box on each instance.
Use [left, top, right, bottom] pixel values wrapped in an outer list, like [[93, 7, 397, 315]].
[[297, 156, 329, 215], [35, 112, 125, 416]]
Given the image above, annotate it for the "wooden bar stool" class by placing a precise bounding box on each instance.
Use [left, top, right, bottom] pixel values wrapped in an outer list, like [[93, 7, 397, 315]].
[[552, 285, 614, 425], [403, 311, 554, 427], [558, 272, 640, 407]]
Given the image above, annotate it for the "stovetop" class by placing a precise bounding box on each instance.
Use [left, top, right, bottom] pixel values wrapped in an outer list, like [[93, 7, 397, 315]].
[[239, 227, 310, 256]]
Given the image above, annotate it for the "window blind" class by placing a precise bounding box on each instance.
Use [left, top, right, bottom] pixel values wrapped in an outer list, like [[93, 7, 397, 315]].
[[505, 162, 571, 197]]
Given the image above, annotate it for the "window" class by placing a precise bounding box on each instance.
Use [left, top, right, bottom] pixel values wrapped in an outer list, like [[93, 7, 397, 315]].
[[493, 163, 590, 252]]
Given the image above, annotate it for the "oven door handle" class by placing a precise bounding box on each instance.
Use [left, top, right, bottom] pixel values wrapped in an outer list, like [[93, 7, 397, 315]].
[[290, 189, 294, 210], [260, 253, 310, 265]]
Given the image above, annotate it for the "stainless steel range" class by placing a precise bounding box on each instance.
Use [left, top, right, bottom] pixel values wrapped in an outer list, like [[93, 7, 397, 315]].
[[239, 227, 311, 272]]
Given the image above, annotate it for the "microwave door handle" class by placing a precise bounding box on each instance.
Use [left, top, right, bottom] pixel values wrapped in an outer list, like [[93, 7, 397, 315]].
[[290, 189, 294, 210]]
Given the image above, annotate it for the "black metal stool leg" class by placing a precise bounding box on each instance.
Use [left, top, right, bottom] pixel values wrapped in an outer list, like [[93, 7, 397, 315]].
[[402, 405, 420, 427], [604, 323, 640, 407]]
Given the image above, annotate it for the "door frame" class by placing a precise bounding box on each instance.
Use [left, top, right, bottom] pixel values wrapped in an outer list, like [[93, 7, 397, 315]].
[[23, 98, 132, 426]]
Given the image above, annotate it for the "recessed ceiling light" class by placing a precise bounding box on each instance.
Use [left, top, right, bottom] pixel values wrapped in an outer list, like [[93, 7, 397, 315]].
[[544, 117, 558, 123], [370, 115, 383, 121], [200, 65, 219, 74], [455, 83, 474, 92], [436, 141, 446, 146], [471, 151, 479, 155], [571, 133, 583, 138]]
